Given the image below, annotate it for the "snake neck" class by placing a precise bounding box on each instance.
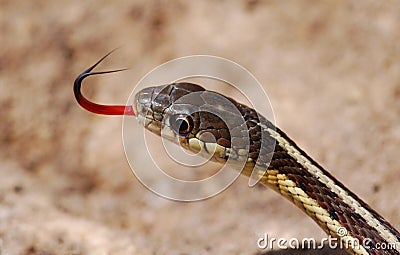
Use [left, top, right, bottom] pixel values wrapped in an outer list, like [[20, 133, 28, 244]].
[[243, 123, 400, 255]]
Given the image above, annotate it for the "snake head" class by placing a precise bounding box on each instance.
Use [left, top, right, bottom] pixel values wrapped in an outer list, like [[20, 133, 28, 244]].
[[134, 82, 203, 137], [133, 82, 252, 161]]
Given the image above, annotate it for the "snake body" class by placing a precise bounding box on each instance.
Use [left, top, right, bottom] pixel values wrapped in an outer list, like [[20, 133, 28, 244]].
[[133, 82, 400, 255]]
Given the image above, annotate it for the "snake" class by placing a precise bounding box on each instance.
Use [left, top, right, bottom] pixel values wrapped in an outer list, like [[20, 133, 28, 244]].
[[74, 52, 400, 255]]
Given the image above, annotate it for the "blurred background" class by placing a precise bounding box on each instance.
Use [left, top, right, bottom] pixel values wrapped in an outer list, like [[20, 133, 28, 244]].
[[1, 1, 400, 254]]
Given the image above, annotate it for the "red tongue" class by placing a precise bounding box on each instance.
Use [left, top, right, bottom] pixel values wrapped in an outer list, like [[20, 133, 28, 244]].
[[73, 50, 135, 116]]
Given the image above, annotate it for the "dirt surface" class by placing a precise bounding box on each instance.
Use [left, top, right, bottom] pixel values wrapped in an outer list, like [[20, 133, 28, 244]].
[[1, 1, 400, 255]]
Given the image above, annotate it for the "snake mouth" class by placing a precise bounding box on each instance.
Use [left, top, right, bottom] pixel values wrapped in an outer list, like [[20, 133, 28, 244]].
[[133, 87, 153, 120], [133, 87, 178, 143], [133, 87, 160, 130]]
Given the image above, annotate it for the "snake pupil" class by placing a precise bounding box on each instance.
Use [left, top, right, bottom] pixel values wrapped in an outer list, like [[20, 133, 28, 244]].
[[178, 119, 188, 133]]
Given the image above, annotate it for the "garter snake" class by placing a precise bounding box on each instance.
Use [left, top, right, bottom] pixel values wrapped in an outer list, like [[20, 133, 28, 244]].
[[74, 53, 400, 255]]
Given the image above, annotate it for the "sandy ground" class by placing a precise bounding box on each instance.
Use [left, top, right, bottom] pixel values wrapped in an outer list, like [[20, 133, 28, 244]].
[[1, 1, 400, 254]]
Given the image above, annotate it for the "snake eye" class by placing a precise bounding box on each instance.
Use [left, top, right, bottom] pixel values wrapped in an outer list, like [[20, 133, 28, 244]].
[[170, 114, 194, 136]]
